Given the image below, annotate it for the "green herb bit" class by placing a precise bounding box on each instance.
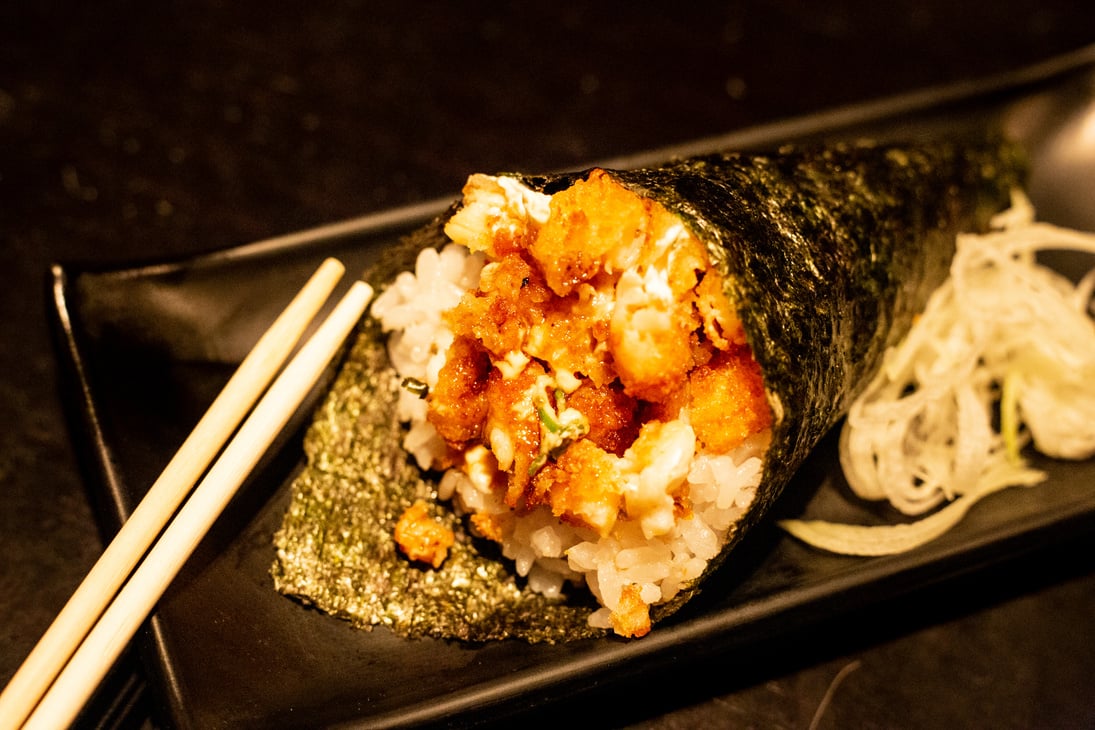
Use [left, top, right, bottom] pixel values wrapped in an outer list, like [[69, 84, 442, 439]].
[[401, 377, 429, 399], [529, 388, 589, 476], [528, 453, 549, 476], [537, 405, 562, 433]]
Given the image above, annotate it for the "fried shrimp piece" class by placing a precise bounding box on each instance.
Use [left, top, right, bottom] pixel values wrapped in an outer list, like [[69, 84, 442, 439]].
[[566, 381, 641, 457], [530, 169, 650, 295], [394, 500, 455, 569], [483, 361, 547, 504], [689, 347, 772, 453], [444, 173, 550, 257], [609, 266, 695, 403], [428, 336, 491, 447], [611, 584, 652, 639], [525, 287, 615, 389], [445, 252, 552, 360], [607, 196, 718, 404], [528, 438, 624, 536]]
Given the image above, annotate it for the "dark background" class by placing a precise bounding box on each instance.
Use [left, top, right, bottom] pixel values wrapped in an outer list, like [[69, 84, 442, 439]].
[[3, 2, 1095, 728]]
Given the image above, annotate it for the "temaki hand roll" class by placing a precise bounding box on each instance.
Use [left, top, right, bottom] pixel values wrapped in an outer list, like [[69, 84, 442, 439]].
[[272, 139, 1025, 641]]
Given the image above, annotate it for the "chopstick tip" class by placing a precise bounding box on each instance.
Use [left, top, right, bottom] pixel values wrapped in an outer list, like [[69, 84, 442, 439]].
[[349, 279, 375, 306], [318, 257, 346, 278]]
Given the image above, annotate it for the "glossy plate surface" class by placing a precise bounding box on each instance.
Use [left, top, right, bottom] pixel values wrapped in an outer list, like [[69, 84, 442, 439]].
[[50, 47, 1095, 729]]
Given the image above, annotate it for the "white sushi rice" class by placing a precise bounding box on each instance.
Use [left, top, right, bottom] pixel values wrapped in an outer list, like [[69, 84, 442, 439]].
[[371, 242, 766, 628]]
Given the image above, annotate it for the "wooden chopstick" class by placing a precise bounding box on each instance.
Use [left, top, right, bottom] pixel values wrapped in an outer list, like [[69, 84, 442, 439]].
[[0, 258, 360, 730], [22, 277, 373, 730]]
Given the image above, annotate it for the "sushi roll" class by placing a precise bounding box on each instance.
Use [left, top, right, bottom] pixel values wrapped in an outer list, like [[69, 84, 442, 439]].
[[273, 139, 1024, 641]]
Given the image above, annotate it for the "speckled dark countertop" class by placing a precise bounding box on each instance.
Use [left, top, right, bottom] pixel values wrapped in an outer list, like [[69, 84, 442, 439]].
[[3, 3, 1095, 728]]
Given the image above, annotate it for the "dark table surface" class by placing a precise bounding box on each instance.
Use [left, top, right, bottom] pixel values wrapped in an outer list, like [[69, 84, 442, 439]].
[[4, 3, 1095, 728]]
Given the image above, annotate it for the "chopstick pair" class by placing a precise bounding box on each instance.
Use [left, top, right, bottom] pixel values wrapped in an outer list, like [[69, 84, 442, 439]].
[[0, 258, 373, 730]]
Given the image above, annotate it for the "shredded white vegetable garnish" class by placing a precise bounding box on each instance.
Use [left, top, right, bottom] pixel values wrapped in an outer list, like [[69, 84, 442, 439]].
[[780, 191, 1095, 556]]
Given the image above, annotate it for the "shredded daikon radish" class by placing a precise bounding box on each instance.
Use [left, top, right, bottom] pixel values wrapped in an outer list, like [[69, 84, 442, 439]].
[[780, 190, 1095, 555]]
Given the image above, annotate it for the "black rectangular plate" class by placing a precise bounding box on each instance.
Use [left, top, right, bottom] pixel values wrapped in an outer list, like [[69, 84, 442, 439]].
[[50, 45, 1095, 729]]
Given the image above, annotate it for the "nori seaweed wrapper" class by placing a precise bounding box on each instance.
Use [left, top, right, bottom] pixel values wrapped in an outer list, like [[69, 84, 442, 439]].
[[273, 138, 1025, 639], [271, 311, 602, 643]]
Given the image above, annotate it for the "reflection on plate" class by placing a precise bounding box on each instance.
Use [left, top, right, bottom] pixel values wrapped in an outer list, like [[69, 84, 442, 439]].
[[50, 46, 1095, 729]]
